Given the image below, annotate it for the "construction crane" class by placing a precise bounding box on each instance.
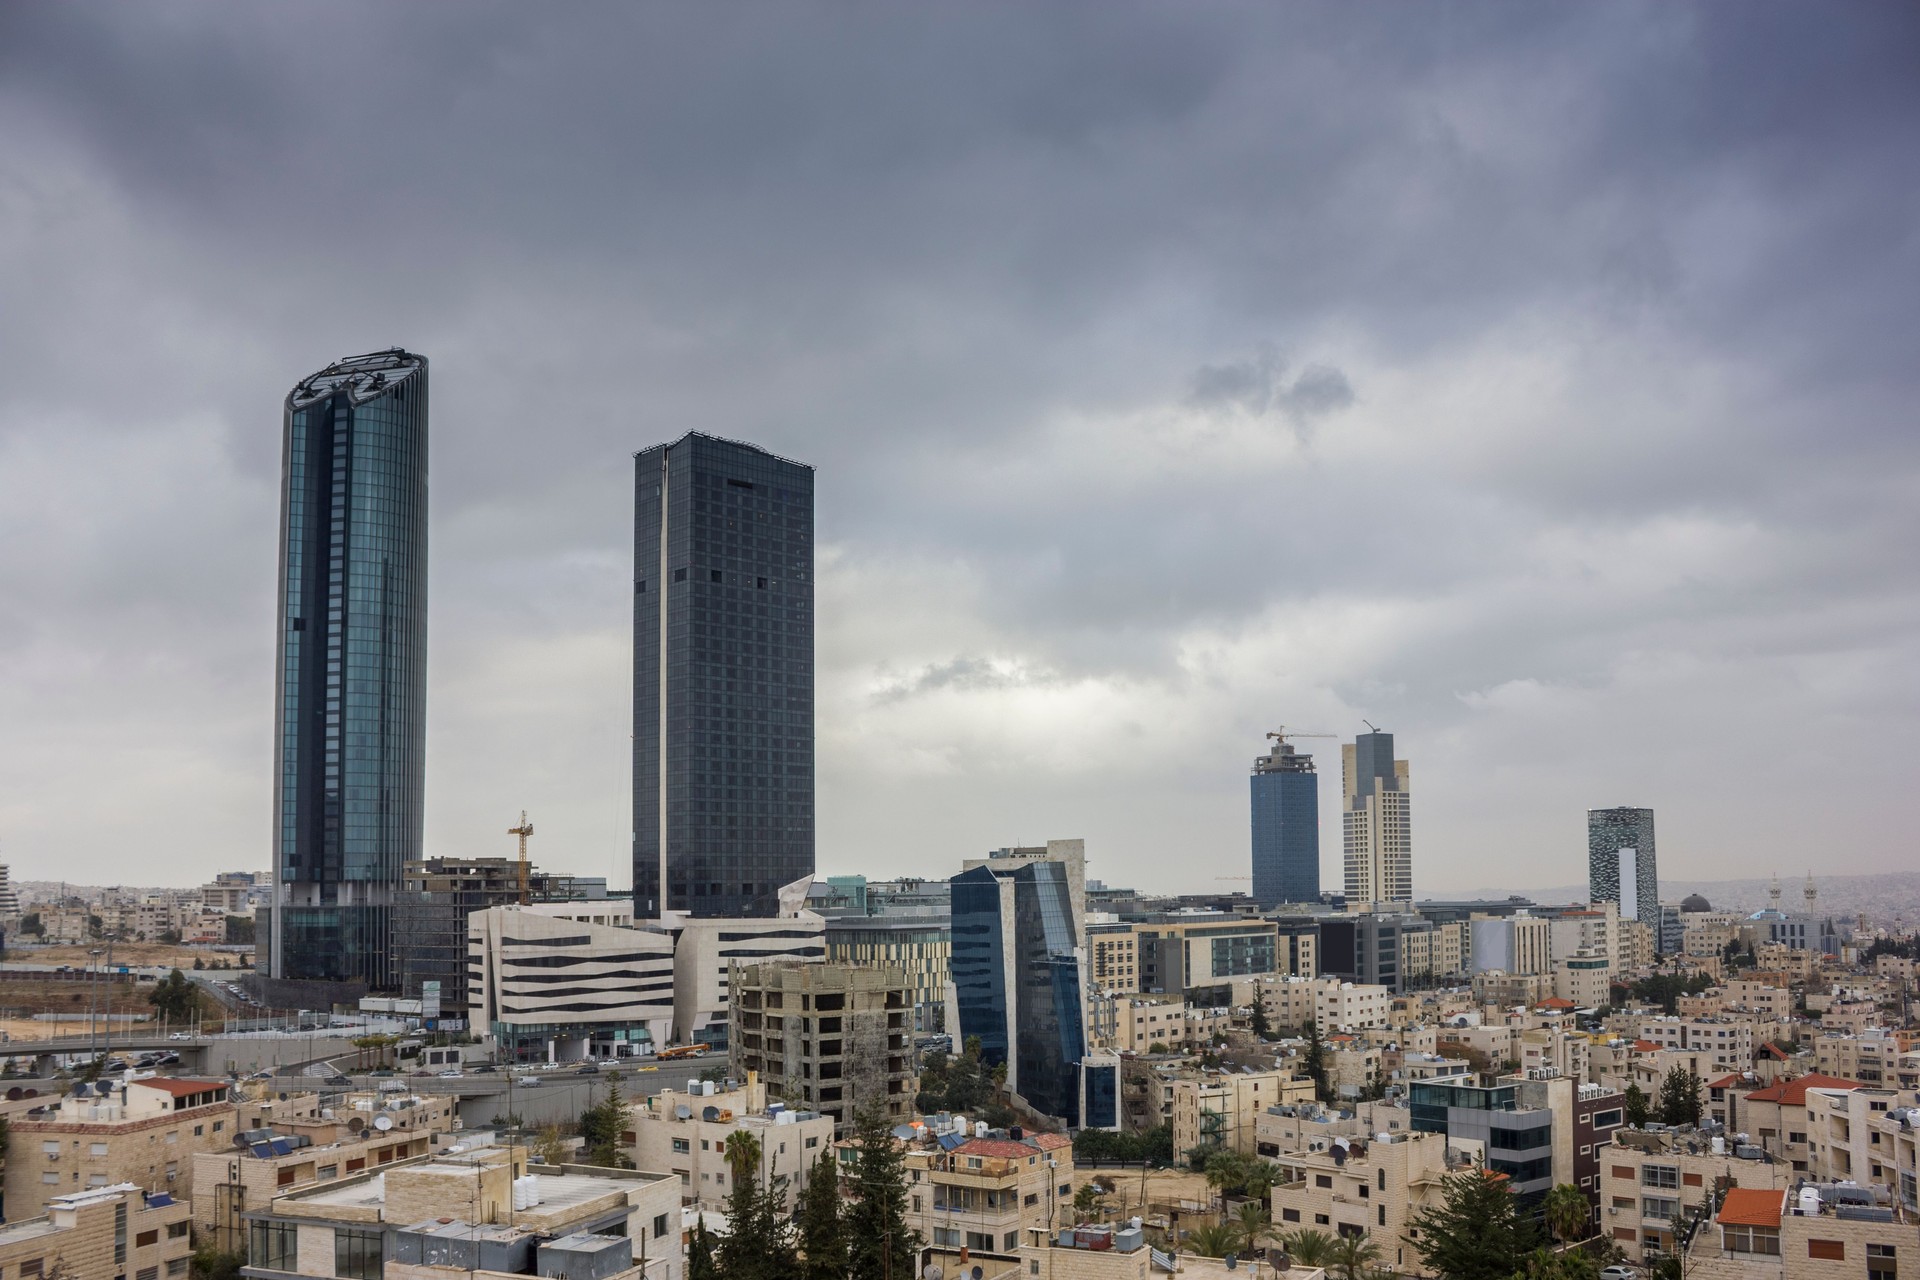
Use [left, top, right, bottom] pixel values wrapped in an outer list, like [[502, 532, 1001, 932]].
[[508, 811, 534, 906], [1267, 726, 1336, 746]]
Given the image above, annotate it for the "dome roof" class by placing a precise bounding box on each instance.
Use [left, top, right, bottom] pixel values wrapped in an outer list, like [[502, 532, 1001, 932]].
[[1680, 893, 1711, 912]]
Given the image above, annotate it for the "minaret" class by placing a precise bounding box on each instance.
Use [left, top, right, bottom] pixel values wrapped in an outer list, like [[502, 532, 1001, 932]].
[[1804, 873, 1817, 913], [1768, 876, 1782, 911]]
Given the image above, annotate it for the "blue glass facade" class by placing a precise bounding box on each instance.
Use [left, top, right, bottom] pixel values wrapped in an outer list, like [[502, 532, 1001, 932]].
[[267, 350, 428, 987], [1251, 738, 1319, 906], [633, 434, 814, 918], [948, 866, 1010, 1069]]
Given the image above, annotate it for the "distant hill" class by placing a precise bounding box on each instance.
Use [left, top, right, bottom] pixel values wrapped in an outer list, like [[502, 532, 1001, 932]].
[[1441, 871, 1920, 927]]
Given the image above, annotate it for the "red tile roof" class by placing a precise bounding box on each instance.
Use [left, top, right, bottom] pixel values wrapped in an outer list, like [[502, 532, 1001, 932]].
[[133, 1078, 229, 1098], [1742, 1073, 1862, 1107], [1535, 998, 1575, 1009], [953, 1136, 1067, 1160], [1631, 1040, 1665, 1052], [1706, 1074, 1745, 1089], [1718, 1187, 1785, 1228]]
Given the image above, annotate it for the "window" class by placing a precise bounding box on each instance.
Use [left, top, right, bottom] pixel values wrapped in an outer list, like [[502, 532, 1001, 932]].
[[90, 1142, 110, 1157], [675, 568, 687, 582], [654, 1213, 670, 1238], [41, 1172, 59, 1185], [252, 1222, 297, 1271], [137, 1229, 158, 1247], [1642, 1165, 1679, 1189], [1642, 1197, 1677, 1221], [1282, 1208, 1300, 1223], [168, 1261, 189, 1278], [1867, 1243, 1896, 1280], [1316, 1175, 1333, 1188], [965, 1232, 994, 1251], [1004, 1231, 1020, 1250], [20, 1261, 42, 1279], [1722, 1226, 1780, 1256], [335, 1225, 383, 1279], [673, 1138, 690, 1154], [1807, 1239, 1845, 1261], [137, 1268, 158, 1280], [167, 1223, 189, 1240]]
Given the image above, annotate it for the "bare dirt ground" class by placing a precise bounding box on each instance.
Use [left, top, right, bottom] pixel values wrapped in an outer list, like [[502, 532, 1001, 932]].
[[14, 942, 252, 971]]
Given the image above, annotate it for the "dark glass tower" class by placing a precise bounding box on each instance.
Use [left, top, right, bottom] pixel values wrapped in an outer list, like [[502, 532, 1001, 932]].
[[266, 350, 428, 989], [633, 434, 814, 918], [1250, 734, 1320, 906]]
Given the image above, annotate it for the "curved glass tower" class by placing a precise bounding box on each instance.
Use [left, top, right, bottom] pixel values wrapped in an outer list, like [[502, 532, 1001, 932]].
[[266, 349, 428, 988]]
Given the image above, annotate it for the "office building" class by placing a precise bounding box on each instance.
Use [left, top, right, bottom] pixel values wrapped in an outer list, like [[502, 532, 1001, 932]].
[[1587, 806, 1658, 926], [1250, 732, 1320, 906], [665, 882, 826, 1047], [729, 961, 914, 1131], [1342, 729, 1411, 907], [266, 349, 429, 991], [949, 845, 1088, 1124], [467, 903, 676, 1063], [633, 433, 814, 920], [1129, 914, 1281, 997], [822, 915, 951, 1030]]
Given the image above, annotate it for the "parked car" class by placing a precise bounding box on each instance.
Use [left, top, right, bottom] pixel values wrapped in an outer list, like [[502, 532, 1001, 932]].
[[1598, 1269, 1637, 1280]]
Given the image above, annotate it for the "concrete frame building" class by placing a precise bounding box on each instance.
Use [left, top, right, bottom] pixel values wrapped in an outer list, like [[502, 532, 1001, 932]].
[[727, 960, 914, 1131]]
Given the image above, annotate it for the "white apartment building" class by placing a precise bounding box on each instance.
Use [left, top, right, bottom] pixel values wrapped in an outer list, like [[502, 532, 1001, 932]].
[[626, 1077, 834, 1213], [1341, 734, 1411, 908]]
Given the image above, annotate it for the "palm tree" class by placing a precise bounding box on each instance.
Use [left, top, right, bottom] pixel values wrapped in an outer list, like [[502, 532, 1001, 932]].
[[1545, 1182, 1590, 1245], [1182, 1222, 1243, 1259], [1279, 1228, 1338, 1269], [1232, 1201, 1273, 1255], [722, 1128, 762, 1188], [1328, 1233, 1382, 1280]]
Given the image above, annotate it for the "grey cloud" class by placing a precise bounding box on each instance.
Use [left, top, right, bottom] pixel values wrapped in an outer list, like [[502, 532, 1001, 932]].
[[872, 657, 1047, 707]]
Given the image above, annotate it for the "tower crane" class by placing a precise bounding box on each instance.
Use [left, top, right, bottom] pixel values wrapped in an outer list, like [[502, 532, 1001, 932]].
[[508, 811, 534, 906], [1267, 726, 1336, 746]]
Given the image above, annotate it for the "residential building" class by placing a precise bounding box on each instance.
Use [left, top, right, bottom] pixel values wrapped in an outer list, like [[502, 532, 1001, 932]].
[[821, 915, 950, 1030], [727, 961, 914, 1131], [4, 1077, 235, 1222], [1587, 807, 1658, 928], [243, 1143, 683, 1280], [265, 348, 429, 991], [1469, 915, 1552, 976], [1702, 1183, 1915, 1280], [467, 904, 675, 1063], [0, 1184, 192, 1280], [949, 847, 1088, 1124], [1738, 1073, 1865, 1173], [1088, 923, 1140, 996], [1341, 730, 1411, 908], [1250, 732, 1320, 907], [632, 432, 814, 921], [1600, 1127, 1791, 1264], [0, 862, 18, 918], [1632, 1017, 1754, 1072], [1804, 1084, 1917, 1195], [625, 1076, 834, 1213], [1271, 1130, 1457, 1276], [887, 1128, 1076, 1269], [1172, 1069, 1311, 1158], [1408, 1076, 1563, 1208], [1555, 950, 1612, 1008]]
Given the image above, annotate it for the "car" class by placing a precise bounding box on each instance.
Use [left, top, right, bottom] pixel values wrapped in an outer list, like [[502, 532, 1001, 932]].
[[470, 1065, 497, 1074], [636, 1065, 658, 1072], [1599, 1268, 1637, 1280], [324, 1075, 352, 1087], [167, 1032, 191, 1041], [576, 1062, 599, 1074], [410, 1069, 433, 1078], [437, 1069, 463, 1078], [368, 1068, 397, 1078]]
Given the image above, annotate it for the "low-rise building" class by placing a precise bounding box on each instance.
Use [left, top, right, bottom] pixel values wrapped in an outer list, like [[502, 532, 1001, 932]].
[[728, 960, 913, 1131], [1171, 1069, 1312, 1158], [4, 1076, 235, 1222], [1701, 1183, 1916, 1280], [625, 1075, 835, 1212], [1271, 1130, 1459, 1276], [243, 1143, 683, 1280], [1738, 1072, 1865, 1174], [889, 1128, 1076, 1272], [1600, 1126, 1792, 1264], [0, 1183, 192, 1280]]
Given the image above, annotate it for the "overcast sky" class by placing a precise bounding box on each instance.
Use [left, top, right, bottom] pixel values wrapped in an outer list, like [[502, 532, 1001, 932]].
[[2, 3, 1916, 898]]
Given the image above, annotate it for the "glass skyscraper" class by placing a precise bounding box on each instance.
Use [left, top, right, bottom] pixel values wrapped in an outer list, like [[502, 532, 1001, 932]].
[[633, 434, 814, 919], [266, 349, 428, 988], [1587, 806, 1657, 925], [1250, 733, 1320, 906]]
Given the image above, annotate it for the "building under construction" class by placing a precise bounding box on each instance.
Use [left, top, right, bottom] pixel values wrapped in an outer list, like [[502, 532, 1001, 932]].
[[728, 961, 914, 1132]]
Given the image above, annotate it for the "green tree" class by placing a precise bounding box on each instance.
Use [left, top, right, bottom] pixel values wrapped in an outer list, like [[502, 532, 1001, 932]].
[[1408, 1162, 1537, 1280], [1328, 1233, 1381, 1280], [715, 1129, 796, 1280], [532, 1125, 571, 1166], [1656, 1066, 1702, 1127], [1249, 999, 1273, 1041], [578, 1077, 632, 1169], [1203, 1149, 1258, 1202], [845, 1105, 920, 1280], [147, 969, 198, 1023], [916, 1036, 1000, 1115], [1623, 1082, 1651, 1128], [1302, 1019, 1331, 1103], [1279, 1228, 1338, 1267], [796, 1151, 848, 1280], [1232, 1200, 1273, 1254], [1515, 1246, 1604, 1280], [19, 912, 42, 937], [1544, 1182, 1590, 1245], [686, 1220, 720, 1280], [1183, 1222, 1242, 1258], [1074, 1181, 1106, 1218], [189, 1244, 244, 1280]]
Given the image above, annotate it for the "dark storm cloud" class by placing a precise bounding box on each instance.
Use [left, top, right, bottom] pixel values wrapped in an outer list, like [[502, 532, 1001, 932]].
[[1, 2, 1917, 891]]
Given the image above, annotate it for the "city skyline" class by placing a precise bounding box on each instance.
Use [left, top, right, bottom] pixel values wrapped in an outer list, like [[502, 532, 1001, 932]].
[[2, 6, 1916, 895]]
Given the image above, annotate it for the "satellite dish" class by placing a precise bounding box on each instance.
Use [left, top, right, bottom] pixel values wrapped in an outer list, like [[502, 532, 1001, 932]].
[[971, 1268, 984, 1280], [675, 1105, 692, 1120], [348, 1117, 365, 1132], [373, 1115, 393, 1131], [702, 1106, 720, 1122], [923, 1266, 944, 1280]]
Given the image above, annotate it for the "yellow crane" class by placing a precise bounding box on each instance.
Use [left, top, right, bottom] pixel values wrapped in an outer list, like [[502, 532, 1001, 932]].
[[508, 811, 534, 906], [1267, 726, 1336, 746]]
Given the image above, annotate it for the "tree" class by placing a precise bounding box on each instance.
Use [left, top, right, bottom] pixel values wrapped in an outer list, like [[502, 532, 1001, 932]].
[[1408, 1163, 1537, 1280], [1279, 1228, 1338, 1268], [1657, 1066, 1702, 1127], [845, 1105, 920, 1280], [532, 1125, 571, 1166], [1073, 1124, 1172, 1166], [715, 1129, 796, 1280], [148, 969, 198, 1024], [686, 1220, 720, 1280], [193, 957, 206, 971], [1074, 1181, 1107, 1218], [796, 1150, 848, 1280], [189, 1244, 244, 1280], [916, 1036, 1001, 1116], [1147, 1041, 1170, 1055], [1232, 1200, 1273, 1255], [1183, 1222, 1242, 1258], [1328, 1233, 1381, 1280], [1249, 999, 1273, 1041], [1623, 1082, 1651, 1128], [1203, 1149, 1258, 1203], [1302, 1020, 1331, 1103], [1544, 1182, 1590, 1245], [578, 1078, 632, 1169], [19, 912, 42, 937]]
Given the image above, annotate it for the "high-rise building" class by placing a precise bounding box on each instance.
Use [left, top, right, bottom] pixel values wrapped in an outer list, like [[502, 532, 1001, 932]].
[[1250, 734, 1320, 906], [1342, 729, 1411, 907], [633, 434, 814, 919], [265, 349, 428, 989], [948, 843, 1088, 1124], [1587, 806, 1657, 926]]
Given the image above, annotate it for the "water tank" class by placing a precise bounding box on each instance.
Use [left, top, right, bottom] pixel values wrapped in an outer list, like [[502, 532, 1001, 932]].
[[702, 1081, 716, 1097], [975, 1121, 988, 1138], [513, 1175, 544, 1210], [1712, 1137, 1726, 1156], [1799, 1187, 1821, 1217]]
